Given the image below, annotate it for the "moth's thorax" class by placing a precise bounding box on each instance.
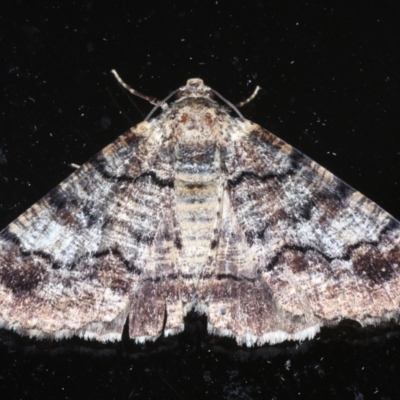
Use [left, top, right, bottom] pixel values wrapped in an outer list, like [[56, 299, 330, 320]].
[[162, 100, 224, 184], [164, 98, 227, 145]]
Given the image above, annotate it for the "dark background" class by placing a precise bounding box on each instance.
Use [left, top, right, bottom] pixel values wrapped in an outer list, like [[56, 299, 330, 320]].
[[1, 1, 400, 399]]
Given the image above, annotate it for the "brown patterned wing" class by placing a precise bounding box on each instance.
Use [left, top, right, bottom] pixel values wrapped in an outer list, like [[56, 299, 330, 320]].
[[0, 121, 185, 342], [199, 120, 400, 346]]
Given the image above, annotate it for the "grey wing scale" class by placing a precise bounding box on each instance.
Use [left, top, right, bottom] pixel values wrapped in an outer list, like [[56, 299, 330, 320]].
[[198, 120, 400, 346]]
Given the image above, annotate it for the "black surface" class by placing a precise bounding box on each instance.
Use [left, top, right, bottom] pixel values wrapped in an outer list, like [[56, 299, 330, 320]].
[[1, 1, 400, 399]]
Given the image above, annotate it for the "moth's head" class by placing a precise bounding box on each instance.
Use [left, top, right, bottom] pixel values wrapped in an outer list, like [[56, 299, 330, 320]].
[[177, 78, 214, 100]]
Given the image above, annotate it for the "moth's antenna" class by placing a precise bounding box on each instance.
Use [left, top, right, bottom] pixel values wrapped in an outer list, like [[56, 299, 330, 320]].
[[235, 86, 261, 108], [211, 85, 262, 120], [111, 70, 159, 105], [111, 70, 179, 121], [111, 70, 262, 121], [144, 90, 179, 121], [211, 88, 245, 120]]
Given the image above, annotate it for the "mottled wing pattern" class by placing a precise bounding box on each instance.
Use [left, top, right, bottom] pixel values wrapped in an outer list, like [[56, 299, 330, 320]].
[[199, 119, 400, 345], [0, 122, 187, 342], [2, 77, 400, 347]]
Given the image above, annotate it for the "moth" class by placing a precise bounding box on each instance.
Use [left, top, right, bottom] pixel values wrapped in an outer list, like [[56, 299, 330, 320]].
[[0, 73, 399, 347]]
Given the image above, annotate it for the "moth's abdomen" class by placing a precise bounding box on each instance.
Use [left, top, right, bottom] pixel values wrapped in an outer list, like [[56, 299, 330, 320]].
[[175, 179, 220, 274], [174, 143, 222, 275]]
